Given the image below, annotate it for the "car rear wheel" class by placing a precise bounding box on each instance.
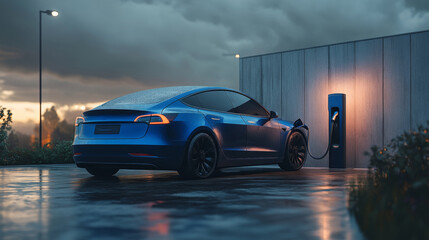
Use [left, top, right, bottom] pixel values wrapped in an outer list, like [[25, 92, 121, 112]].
[[178, 133, 218, 179], [279, 131, 307, 171], [86, 167, 119, 177]]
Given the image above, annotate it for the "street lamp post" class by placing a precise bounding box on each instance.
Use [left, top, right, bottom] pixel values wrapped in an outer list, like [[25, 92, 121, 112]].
[[39, 10, 58, 148]]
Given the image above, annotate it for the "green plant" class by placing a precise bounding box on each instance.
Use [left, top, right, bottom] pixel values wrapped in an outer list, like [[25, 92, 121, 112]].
[[48, 140, 74, 163], [0, 106, 12, 160], [349, 122, 429, 240], [0, 106, 74, 165], [1, 141, 74, 165]]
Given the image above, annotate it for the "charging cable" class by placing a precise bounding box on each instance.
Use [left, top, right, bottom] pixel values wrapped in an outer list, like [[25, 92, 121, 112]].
[[302, 111, 339, 160]]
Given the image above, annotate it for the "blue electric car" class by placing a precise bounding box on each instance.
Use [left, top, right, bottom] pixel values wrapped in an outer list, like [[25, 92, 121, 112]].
[[73, 86, 308, 178]]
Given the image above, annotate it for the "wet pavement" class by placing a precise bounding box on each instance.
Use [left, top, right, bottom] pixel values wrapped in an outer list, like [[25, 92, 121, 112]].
[[0, 164, 367, 240]]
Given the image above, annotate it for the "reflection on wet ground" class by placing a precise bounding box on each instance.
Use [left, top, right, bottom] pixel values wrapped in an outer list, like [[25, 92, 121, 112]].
[[0, 164, 366, 240]]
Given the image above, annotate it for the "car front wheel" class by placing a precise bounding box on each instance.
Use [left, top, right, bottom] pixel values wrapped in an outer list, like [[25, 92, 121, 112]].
[[279, 131, 307, 171]]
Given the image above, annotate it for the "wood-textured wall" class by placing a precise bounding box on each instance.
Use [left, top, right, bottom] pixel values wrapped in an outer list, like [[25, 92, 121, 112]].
[[411, 32, 429, 130], [304, 47, 329, 167], [281, 51, 305, 123], [241, 57, 262, 103], [355, 39, 383, 165], [383, 35, 411, 145], [240, 31, 429, 168], [261, 54, 282, 114]]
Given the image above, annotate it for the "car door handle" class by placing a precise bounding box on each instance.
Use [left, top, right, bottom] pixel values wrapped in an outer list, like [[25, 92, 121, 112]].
[[211, 117, 221, 121], [247, 121, 256, 124]]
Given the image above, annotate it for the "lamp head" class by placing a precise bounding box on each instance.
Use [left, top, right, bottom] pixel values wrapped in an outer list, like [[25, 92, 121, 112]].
[[46, 10, 59, 16]]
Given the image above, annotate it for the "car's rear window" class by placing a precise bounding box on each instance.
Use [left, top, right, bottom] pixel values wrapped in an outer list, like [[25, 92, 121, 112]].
[[96, 86, 202, 109]]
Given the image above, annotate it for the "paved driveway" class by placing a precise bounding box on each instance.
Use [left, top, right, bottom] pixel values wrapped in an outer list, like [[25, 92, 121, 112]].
[[0, 164, 366, 240]]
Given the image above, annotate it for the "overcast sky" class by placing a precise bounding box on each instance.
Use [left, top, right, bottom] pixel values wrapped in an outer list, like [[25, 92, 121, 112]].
[[1, 0, 429, 134]]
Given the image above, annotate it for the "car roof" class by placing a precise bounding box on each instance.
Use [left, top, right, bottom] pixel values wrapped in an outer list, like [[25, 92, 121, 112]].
[[90, 86, 235, 112]]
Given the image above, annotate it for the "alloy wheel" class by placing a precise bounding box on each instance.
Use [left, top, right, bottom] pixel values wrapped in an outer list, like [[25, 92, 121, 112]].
[[189, 133, 217, 178], [286, 131, 307, 170]]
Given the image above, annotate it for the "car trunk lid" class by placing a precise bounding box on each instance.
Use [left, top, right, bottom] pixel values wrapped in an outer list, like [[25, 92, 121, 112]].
[[78, 109, 151, 139]]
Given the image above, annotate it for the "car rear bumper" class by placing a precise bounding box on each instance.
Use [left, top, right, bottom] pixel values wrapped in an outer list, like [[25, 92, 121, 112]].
[[73, 144, 185, 170]]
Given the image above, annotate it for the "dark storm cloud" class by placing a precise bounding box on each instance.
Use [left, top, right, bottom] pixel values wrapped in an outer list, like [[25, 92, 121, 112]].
[[0, 0, 237, 86], [404, 0, 429, 12], [1, 0, 429, 106], [0, 71, 145, 104]]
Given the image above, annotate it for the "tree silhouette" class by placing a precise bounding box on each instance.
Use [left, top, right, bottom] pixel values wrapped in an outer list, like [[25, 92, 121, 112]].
[[7, 130, 31, 150], [52, 120, 74, 142], [0, 106, 12, 159], [33, 106, 74, 146]]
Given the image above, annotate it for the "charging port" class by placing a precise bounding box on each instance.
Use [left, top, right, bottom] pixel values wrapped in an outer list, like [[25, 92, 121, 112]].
[[331, 108, 340, 148]]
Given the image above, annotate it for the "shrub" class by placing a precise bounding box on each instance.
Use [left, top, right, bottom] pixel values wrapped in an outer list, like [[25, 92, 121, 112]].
[[1, 141, 74, 165], [349, 122, 429, 240], [0, 106, 74, 165], [0, 106, 12, 160]]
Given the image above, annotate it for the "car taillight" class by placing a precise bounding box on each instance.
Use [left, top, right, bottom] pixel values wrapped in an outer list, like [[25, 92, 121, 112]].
[[134, 115, 151, 124], [134, 114, 170, 125], [149, 114, 170, 124], [75, 116, 85, 126]]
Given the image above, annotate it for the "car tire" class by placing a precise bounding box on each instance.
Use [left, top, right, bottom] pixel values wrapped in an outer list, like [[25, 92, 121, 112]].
[[86, 167, 119, 177], [178, 132, 218, 179], [279, 131, 307, 171]]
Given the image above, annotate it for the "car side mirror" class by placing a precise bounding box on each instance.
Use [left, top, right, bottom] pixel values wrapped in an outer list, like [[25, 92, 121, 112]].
[[293, 118, 303, 127], [269, 111, 278, 119], [293, 118, 308, 130]]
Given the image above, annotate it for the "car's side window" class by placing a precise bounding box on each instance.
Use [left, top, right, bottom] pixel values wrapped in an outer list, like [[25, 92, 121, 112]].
[[182, 91, 234, 112], [182, 94, 201, 107], [226, 91, 268, 116]]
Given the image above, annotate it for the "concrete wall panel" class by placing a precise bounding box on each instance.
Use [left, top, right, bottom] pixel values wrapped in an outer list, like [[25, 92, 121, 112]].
[[281, 50, 305, 122], [241, 57, 262, 102], [261, 54, 282, 114], [355, 39, 383, 167], [304, 47, 329, 167], [383, 35, 411, 143], [329, 43, 356, 167], [411, 32, 429, 129]]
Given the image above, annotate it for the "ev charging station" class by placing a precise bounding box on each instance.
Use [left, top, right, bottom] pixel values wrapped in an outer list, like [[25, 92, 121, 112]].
[[302, 93, 346, 168], [328, 94, 346, 168]]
